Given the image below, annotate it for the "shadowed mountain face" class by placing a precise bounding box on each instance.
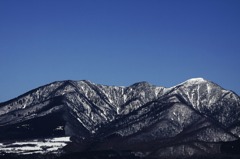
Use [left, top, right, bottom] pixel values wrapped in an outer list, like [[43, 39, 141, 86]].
[[0, 78, 240, 158]]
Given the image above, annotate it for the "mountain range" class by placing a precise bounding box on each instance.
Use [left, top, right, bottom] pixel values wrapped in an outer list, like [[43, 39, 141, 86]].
[[0, 78, 240, 158]]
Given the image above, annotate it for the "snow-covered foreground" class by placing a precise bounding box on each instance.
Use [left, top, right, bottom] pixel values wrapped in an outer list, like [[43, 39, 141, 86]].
[[0, 137, 71, 155]]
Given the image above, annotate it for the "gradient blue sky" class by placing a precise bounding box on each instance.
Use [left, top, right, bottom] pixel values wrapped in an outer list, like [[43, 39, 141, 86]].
[[1, 0, 240, 102]]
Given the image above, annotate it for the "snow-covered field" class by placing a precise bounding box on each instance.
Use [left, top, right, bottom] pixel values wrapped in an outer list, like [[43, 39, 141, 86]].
[[0, 137, 71, 155]]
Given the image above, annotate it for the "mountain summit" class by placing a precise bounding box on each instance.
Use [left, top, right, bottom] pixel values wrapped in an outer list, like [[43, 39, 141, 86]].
[[0, 78, 240, 158]]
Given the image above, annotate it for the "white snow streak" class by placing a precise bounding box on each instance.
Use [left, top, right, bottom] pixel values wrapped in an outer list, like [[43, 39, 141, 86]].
[[0, 137, 71, 154]]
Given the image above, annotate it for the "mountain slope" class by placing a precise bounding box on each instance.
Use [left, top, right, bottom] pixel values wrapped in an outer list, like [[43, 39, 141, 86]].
[[0, 78, 240, 158]]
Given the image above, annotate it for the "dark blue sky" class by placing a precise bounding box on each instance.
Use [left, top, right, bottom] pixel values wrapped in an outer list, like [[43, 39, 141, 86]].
[[1, 0, 240, 102]]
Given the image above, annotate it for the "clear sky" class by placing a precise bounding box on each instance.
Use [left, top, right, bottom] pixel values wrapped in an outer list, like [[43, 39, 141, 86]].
[[1, 0, 240, 102]]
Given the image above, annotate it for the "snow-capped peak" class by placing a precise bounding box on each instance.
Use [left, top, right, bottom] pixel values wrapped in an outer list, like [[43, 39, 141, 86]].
[[178, 77, 208, 87], [185, 77, 206, 83]]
